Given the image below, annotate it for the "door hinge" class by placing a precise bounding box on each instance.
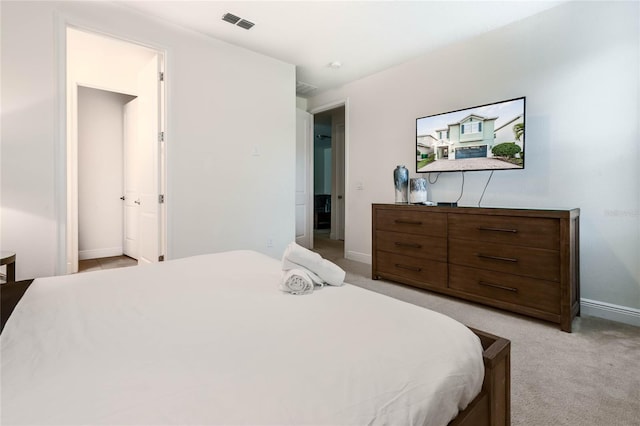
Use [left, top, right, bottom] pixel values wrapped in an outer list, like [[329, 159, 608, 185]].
[[159, 194, 165, 204], [159, 71, 164, 82], [158, 255, 165, 262], [159, 131, 165, 142]]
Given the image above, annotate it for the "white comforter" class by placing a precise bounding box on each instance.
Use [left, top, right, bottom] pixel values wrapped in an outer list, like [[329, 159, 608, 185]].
[[1, 250, 483, 426]]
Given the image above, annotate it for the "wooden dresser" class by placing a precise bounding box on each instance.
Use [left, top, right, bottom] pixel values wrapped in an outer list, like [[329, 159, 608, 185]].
[[372, 204, 580, 332]]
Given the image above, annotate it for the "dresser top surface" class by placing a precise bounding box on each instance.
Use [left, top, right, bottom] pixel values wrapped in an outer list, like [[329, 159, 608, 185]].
[[372, 204, 580, 219]]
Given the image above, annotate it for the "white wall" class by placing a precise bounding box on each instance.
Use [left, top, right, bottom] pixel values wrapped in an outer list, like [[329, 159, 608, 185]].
[[1, 1, 295, 279], [296, 97, 308, 111], [77, 87, 134, 260], [308, 1, 640, 313], [68, 27, 156, 96]]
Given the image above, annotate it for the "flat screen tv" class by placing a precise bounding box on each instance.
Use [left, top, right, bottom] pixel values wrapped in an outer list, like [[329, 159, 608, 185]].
[[416, 97, 525, 173]]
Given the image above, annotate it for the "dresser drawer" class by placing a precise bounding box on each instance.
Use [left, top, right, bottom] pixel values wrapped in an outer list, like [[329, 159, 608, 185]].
[[376, 252, 447, 288], [449, 214, 559, 250], [449, 265, 560, 314], [376, 230, 446, 262], [449, 238, 560, 282], [375, 209, 446, 238]]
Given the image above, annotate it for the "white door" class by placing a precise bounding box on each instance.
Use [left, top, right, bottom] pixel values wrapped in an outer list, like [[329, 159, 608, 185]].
[[295, 108, 313, 248], [136, 54, 161, 264], [123, 98, 139, 259]]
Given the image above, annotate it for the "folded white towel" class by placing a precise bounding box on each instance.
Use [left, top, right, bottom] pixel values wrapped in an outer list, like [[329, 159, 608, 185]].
[[282, 260, 325, 287], [282, 242, 346, 286], [280, 269, 314, 295]]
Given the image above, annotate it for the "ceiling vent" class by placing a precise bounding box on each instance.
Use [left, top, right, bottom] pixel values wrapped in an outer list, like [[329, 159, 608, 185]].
[[222, 13, 241, 25], [222, 13, 254, 30], [296, 81, 318, 96], [236, 19, 255, 30]]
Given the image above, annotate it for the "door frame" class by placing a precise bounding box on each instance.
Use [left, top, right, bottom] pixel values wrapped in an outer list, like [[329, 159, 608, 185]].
[[310, 99, 349, 257], [332, 122, 345, 241], [295, 108, 314, 249], [58, 22, 167, 274]]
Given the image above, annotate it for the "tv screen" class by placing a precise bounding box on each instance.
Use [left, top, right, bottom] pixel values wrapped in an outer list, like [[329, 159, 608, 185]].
[[416, 97, 525, 173]]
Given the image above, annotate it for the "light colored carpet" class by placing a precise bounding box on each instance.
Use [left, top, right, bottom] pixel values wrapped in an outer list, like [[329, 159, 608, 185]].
[[313, 236, 640, 426]]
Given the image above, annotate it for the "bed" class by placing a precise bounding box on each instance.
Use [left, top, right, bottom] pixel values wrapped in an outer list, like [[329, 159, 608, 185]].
[[1, 250, 510, 425]]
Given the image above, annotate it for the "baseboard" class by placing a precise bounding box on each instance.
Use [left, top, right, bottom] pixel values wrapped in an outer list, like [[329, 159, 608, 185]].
[[79, 247, 123, 261], [345, 250, 371, 264], [581, 298, 640, 327]]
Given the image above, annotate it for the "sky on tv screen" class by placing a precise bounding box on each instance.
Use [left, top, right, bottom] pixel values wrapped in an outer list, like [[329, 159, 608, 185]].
[[417, 98, 524, 136]]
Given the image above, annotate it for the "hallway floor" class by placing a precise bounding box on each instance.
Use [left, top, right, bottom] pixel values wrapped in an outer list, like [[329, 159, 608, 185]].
[[77, 233, 342, 275], [78, 255, 137, 273], [312, 230, 345, 262]]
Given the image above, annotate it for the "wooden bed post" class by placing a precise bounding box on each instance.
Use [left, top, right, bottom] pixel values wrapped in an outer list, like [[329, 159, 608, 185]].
[[450, 328, 511, 426]]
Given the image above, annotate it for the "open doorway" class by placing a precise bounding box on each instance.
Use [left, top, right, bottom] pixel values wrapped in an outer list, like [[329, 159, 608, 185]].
[[77, 87, 136, 271], [312, 106, 345, 251], [66, 27, 166, 274]]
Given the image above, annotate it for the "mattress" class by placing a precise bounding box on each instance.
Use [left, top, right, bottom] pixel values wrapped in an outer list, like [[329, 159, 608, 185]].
[[1, 250, 484, 425]]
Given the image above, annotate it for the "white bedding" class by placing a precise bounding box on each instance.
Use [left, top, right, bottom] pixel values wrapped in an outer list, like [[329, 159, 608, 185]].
[[1, 250, 483, 426]]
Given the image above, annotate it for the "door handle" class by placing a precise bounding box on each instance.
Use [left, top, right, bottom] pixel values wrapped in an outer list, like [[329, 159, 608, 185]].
[[134, 199, 141, 205], [338, 195, 343, 199], [120, 196, 125, 201]]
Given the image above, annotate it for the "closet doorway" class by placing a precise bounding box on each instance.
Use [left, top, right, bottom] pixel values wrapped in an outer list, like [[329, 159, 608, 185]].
[[77, 87, 136, 263], [66, 27, 166, 274]]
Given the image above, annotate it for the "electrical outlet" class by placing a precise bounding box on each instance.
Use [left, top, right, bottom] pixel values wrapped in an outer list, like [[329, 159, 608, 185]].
[[266, 238, 274, 248]]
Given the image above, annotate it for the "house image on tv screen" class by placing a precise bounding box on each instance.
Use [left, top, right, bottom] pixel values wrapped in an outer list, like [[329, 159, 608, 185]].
[[494, 114, 524, 150], [432, 114, 497, 160], [416, 97, 525, 172]]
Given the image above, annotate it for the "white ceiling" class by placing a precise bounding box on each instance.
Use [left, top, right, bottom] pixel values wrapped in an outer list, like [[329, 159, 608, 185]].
[[118, 1, 564, 97]]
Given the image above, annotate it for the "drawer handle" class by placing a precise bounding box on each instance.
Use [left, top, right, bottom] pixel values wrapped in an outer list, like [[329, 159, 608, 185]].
[[477, 253, 519, 263], [478, 227, 518, 233], [395, 219, 423, 226], [479, 280, 518, 293], [395, 263, 422, 272], [395, 242, 422, 249]]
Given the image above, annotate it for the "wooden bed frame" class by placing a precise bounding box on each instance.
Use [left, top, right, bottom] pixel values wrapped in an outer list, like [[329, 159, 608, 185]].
[[2, 280, 510, 425], [450, 328, 511, 426]]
